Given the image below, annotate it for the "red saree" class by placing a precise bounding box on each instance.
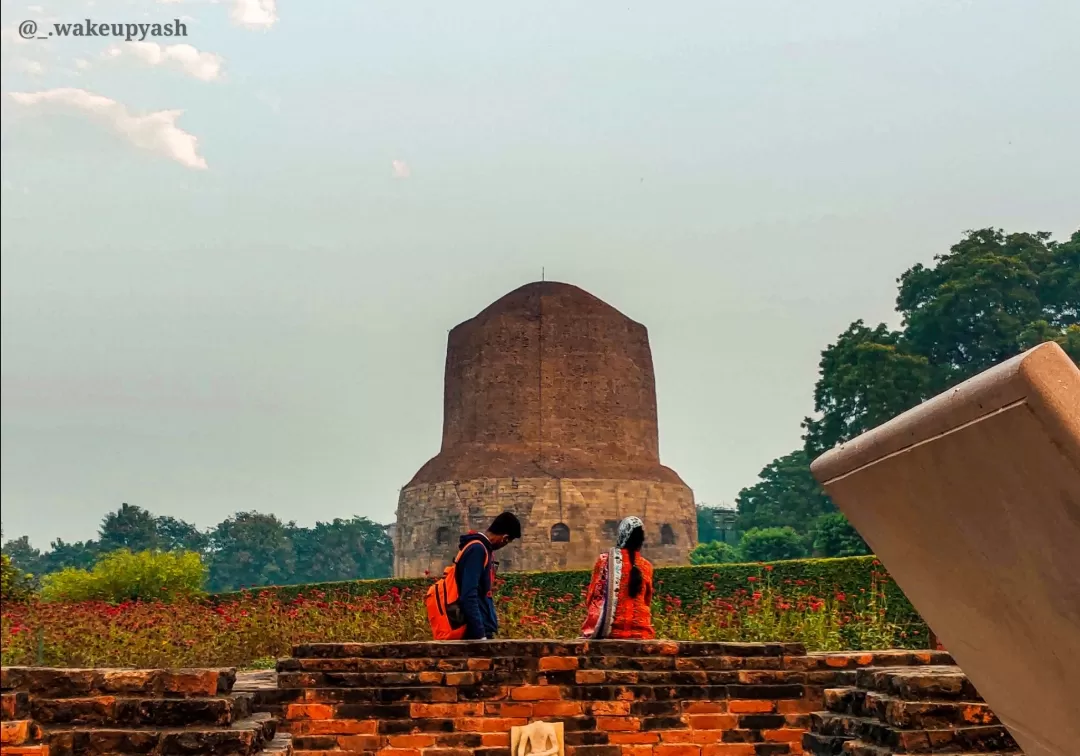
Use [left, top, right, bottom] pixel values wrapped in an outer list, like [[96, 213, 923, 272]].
[[580, 549, 656, 640]]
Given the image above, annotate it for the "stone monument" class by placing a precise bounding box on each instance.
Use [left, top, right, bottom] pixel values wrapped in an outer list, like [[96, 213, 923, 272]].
[[394, 281, 697, 577], [811, 341, 1080, 756]]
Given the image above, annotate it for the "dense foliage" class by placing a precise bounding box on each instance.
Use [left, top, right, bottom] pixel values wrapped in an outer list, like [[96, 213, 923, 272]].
[[2, 504, 393, 592], [39, 549, 207, 603], [2, 556, 927, 668], [697, 227, 1079, 566]]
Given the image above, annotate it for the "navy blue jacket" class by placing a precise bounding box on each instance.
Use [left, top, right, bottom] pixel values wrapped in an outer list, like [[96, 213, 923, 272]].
[[455, 532, 497, 640]]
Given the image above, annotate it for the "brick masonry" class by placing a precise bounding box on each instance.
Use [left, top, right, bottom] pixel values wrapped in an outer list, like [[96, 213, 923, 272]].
[[253, 641, 959, 756], [803, 664, 1023, 755], [395, 478, 695, 576], [394, 282, 697, 577], [0, 667, 292, 756]]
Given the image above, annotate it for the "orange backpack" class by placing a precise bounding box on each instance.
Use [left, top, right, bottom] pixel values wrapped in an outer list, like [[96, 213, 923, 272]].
[[426, 540, 490, 641]]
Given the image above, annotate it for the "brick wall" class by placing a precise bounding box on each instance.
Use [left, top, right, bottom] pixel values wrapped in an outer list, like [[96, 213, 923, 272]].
[[0, 667, 291, 756], [394, 477, 696, 576], [257, 641, 956, 756]]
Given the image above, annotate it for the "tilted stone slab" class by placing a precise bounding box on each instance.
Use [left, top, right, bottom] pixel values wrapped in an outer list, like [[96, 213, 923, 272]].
[[811, 342, 1080, 756]]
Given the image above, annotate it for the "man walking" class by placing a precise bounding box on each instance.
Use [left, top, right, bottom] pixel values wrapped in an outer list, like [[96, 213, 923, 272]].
[[426, 511, 521, 641]]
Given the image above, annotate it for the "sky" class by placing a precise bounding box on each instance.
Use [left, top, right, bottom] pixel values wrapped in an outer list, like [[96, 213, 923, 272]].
[[1, 0, 1078, 548]]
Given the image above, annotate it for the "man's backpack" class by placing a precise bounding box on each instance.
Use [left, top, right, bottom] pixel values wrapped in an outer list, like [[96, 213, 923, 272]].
[[426, 540, 490, 641]]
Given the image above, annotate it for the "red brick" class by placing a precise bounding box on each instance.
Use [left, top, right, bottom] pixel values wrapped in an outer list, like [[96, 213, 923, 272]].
[[482, 733, 510, 747], [389, 736, 438, 748], [660, 732, 726, 745], [683, 702, 727, 715], [339, 735, 381, 750], [624, 747, 655, 756], [763, 729, 803, 743], [444, 672, 476, 686], [467, 659, 493, 671], [575, 670, 606, 685], [609, 733, 660, 744], [727, 701, 775, 714], [1, 721, 30, 746], [533, 701, 584, 717], [686, 715, 737, 730], [286, 703, 335, 720], [510, 685, 561, 701], [776, 700, 815, 715], [486, 703, 533, 717], [293, 720, 378, 736], [410, 703, 483, 718], [419, 672, 444, 684], [597, 717, 641, 732], [588, 701, 632, 716], [455, 717, 528, 733], [703, 746, 756, 756], [655, 745, 701, 756], [379, 749, 422, 756], [539, 656, 580, 671]]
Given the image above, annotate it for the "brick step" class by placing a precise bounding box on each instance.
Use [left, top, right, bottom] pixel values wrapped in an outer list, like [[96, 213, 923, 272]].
[[258, 733, 293, 755], [839, 741, 1022, 756], [1, 669, 236, 699], [291, 641, 809, 659], [1, 720, 43, 746], [822, 687, 998, 729], [281, 649, 953, 674], [30, 693, 254, 728], [1, 693, 31, 721], [803, 730, 849, 755], [41, 712, 276, 756], [854, 667, 982, 702], [810, 712, 1017, 753]]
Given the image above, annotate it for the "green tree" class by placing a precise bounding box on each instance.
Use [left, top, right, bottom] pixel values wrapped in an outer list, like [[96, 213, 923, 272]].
[[2, 535, 46, 580], [99, 503, 161, 553], [42, 538, 100, 573], [206, 512, 296, 592], [804, 228, 1080, 459], [811, 513, 871, 558], [898, 228, 1079, 387], [802, 322, 931, 459], [738, 527, 809, 562], [155, 516, 209, 555], [734, 450, 837, 534], [290, 516, 393, 583], [688, 541, 741, 565]]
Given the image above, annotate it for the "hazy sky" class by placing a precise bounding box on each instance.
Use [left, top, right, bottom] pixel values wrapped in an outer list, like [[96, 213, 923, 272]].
[[2, 0, 1077, 548]]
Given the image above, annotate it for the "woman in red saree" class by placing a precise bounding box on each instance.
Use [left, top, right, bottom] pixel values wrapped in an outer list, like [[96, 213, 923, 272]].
[[580, 516, 655, 640]]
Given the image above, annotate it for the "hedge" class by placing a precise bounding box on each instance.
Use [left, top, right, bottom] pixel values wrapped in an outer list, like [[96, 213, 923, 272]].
[[213, 555, 931, 647]]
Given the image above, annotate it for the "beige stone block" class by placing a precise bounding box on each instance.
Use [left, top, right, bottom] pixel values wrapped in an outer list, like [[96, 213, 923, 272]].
[[811, 342, 1080, 756]]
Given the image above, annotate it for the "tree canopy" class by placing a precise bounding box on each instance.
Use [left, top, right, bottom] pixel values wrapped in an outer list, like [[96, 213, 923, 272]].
[[2, 503, 395, 593]]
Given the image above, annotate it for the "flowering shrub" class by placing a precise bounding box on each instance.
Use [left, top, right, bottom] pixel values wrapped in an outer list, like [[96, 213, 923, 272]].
[[39, 549, 207, 603], [2, 561, 924, 668]]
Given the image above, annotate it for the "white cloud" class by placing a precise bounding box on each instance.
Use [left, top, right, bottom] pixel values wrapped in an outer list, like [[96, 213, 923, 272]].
[[5, 88, 208, 169], [27, 5, 45, 13], [231, 0, 277, 29], [73, 58, 90, 70], [392, 160, 411, 179], [11, 57, 44, 75], [104, 42, 224, 81]]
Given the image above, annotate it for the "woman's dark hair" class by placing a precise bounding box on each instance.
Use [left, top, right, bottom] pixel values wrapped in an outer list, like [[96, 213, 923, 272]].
[[624, 526, 645, 598]]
